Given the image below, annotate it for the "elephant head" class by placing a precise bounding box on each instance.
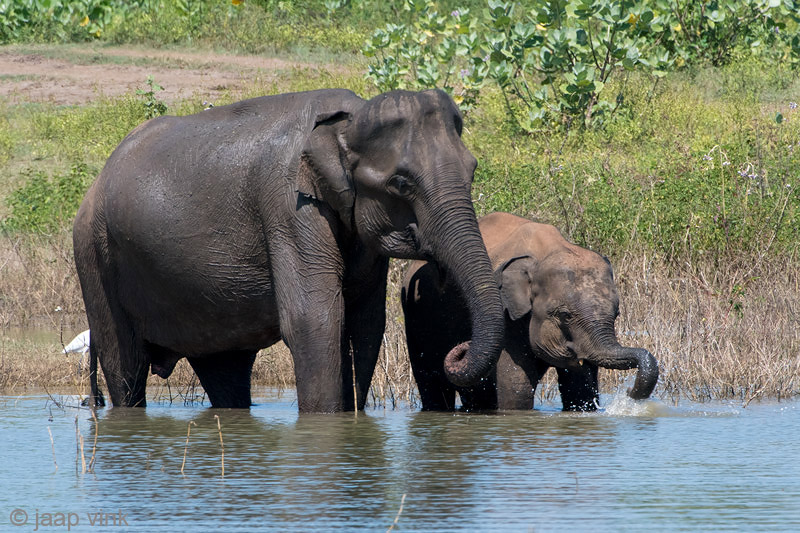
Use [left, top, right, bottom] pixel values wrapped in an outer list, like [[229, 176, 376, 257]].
[[297, 89, 504, 387], [496, 245, 658, 400]]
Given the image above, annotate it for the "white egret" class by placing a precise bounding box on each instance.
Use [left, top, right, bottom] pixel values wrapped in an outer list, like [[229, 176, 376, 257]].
[[63, 329, 91, 355]]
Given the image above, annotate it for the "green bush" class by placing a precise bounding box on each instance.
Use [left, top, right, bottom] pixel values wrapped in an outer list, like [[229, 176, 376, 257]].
[[363, 0, 800, 130], [0, 0, 140, 43], [653, 0, 800, 67], [1, 163, 96, 233]]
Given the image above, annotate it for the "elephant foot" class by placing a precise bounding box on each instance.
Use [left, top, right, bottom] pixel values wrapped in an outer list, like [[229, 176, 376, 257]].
[[81, 389, 106, 408]]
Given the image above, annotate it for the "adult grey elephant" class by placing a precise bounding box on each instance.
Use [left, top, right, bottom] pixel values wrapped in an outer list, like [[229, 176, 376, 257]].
[[74, 89, 504, 411], [402, 212, 658, 411]]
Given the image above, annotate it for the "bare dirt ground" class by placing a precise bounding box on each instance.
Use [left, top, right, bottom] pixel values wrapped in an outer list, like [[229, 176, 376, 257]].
[[0, 44, 318, 106]]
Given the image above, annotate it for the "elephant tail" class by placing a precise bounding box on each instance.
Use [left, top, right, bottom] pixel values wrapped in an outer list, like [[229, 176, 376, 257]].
[[73, 180, 107, 409], [88, 343, 105, 407]]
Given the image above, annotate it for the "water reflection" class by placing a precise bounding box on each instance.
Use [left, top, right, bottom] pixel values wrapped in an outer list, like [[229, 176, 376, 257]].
[[1, 394, 798, 532], [82, 405, 402, 529]]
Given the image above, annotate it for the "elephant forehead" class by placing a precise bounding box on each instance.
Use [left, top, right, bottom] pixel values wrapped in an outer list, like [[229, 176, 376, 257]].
[[348, 91, 459, 152], [542, 263, 615, 299]]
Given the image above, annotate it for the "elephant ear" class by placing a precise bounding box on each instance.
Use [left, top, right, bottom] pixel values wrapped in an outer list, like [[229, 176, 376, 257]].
[[297, 110, 355, 230], [496, 255, 537, 321], [601, 254, 614, 280]]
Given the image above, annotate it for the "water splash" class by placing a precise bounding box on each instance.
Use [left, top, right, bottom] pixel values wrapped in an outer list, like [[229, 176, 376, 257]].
[[603, 393, 670, 416], [601, 389, 742, 417]]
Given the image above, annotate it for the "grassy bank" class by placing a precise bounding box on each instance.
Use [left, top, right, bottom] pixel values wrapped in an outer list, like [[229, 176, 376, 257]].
[[1, 42, 798, 404]]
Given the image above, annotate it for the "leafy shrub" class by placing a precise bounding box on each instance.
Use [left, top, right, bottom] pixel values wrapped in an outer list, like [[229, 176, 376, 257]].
[[363, 1, 486, 110], [104, 0, 367, 55], [363, 0, 800, 130], [137, 76, 168, 119], [0, 0, 140, 42], [464, 68, 800, 260], [654, 0, 800, 67], [2, 163, 95, 233]]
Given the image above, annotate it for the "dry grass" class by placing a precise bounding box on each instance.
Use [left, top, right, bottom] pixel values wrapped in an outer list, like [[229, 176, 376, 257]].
[[0, 336, 88, 392], [0, 231, 85, 330], [610, 250, 800, 404], [1, 236, 798, 406]]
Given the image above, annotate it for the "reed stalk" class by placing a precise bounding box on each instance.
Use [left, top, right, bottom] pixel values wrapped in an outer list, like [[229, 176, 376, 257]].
[[387, 493, 406, 532], [214, 415, 224, 477], [180, 421, 196, 476], [87, 409, 98, 473], [78, 435, 86, 474], [47, 426, 58, 472]]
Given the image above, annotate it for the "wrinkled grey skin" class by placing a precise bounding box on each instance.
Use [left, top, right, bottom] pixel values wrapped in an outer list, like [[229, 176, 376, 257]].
[[402, 212, 658, 411], [74, 89, 504, 411]]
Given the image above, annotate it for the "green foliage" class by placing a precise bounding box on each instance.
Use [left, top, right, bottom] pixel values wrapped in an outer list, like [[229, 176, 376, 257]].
[[363, 0, 799, 130], [0, 114, 13, 165], [0, 0, 143, 42], [363, 1, 486, 110], [0, 0, 367, 54], [136, 76, 168, 119], [113, 0, 368, 55], [485, 0, 677, 129], [654, 0, 800, 67], [1, 163, 95, 232]]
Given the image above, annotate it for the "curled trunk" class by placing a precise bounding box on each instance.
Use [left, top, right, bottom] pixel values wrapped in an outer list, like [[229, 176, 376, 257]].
[[420, 200, 504, 387], [590, 344, 659, 400]]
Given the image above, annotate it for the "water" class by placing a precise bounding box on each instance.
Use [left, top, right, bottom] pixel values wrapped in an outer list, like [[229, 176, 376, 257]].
[[0, 391, 798, 532]]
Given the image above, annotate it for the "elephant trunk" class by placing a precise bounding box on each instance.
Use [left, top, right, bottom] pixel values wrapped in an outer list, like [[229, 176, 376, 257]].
[[419, 200, 504, 387], [588, 344, 659, 400]]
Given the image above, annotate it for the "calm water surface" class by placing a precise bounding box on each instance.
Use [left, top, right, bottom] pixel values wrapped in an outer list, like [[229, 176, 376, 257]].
[[0, 391, 797, 532]]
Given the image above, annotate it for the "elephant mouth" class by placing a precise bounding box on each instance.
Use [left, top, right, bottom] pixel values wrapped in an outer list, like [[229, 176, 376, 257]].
[[407, 223, 434, 259], [377, 222, 433, 260]]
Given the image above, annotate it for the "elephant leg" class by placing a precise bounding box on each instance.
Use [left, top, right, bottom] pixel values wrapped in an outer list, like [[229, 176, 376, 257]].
[[405, 309, 462, 411], [75, 229, 145, 407], [413, 360, 457, 411], [496, 349, 536, 410], [405, 308, 459, 411], [401, 261, 478, 411], [96, 334, 149, 407], [279, 278, 348, 412], [188, 351, 257, 408], [556, 362, 599, 411], [93, 299, 148, 407], [458, 369, 498, 411], [342, 257, 389, 410]]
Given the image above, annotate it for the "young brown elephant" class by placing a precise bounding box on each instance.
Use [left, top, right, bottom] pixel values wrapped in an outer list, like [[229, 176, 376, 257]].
[[401, 212, 658, 411]]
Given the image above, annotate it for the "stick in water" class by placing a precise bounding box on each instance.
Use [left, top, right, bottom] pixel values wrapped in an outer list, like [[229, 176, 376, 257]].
[[47, 427, 58, 472], [181, 421, 197, 475], [387, 493, 406, 532], [88, 409, 99, 473], [214, 415, 224, 477]]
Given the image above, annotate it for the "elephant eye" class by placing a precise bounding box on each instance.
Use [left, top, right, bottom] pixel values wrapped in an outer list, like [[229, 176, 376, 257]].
[[555, 309, 572, 323], [387, 175, 415, 198]]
